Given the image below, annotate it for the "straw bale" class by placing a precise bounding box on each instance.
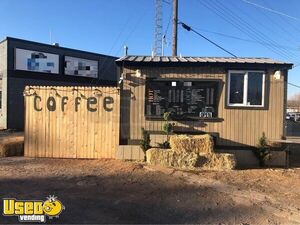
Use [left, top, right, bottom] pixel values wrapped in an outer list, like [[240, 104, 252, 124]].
[[170, 134, 213, 154]]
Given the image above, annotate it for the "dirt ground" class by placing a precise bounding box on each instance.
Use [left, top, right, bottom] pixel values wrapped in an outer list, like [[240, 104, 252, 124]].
[[0, 157, 300, 224]]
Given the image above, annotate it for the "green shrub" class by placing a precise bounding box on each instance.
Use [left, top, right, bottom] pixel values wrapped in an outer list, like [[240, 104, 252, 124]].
[[140, 128, 151, 161], [253, 132, 271, 167]]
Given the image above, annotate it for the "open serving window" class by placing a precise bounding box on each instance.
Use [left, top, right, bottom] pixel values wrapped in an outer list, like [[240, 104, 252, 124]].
[[145, 79, 220, 120]]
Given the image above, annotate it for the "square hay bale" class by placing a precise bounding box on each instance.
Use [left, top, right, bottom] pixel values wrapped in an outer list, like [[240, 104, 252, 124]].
[[146, 148, 172, 167], [170, 134, 213, 154], [146, 148, 202, 169], [0, 136, 24, 157], [202, 153, 236, 170]]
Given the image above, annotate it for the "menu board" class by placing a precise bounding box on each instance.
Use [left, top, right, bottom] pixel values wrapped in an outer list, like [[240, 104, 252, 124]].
[[145, 80, 218, 119]]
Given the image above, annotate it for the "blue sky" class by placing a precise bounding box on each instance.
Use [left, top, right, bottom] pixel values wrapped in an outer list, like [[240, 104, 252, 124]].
[[0, 0, 300, 97]]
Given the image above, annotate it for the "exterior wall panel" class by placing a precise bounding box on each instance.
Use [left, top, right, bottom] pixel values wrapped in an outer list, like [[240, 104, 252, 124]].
[[121, 66, 285, 147], [25, 86, 120, 158], [0, 40, 8, 129]]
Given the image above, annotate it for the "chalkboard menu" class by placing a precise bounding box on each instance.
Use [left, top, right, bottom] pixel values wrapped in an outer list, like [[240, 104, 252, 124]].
[[145, 80, 219, 119]]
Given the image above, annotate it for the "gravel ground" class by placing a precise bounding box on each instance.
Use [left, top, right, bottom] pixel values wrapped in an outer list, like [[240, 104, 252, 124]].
[[0, 157, 300, 224]]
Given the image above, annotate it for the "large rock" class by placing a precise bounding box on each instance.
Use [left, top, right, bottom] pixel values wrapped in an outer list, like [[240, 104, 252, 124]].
[[170, 134, 213, 154]]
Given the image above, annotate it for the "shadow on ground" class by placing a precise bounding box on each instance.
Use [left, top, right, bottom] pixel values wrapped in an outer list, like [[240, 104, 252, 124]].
[[0, 163, 268, 224]]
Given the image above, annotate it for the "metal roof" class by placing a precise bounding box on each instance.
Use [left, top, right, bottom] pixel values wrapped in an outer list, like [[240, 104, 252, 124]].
[[116, 55, 293, 67]]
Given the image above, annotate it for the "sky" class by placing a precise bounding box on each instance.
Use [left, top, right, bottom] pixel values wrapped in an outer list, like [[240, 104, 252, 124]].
[[0, 0, 300, 97]]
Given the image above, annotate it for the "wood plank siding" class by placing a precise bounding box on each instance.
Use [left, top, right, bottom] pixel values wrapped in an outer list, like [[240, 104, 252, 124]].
[[120, 66, 286, 147], [25, 86, 120, 158]]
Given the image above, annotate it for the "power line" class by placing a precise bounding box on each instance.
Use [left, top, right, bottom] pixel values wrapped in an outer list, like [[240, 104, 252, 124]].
[[232, 0, 300, 48], [241, 0, 300, 22], [288, 83, 300, 89], [95, 6, 150, 85], [194, 27, 300, 52], [293, 64, 300, 68], [162, 0, 171, 5], [91, 15, 133, 85], [198, 0, 296, 61], [213, 0, 297, 60], [179, 21, 237, 57], [260, 0, 300, 39], [164, 3, 172, 36], [199, 0, 283, 57]]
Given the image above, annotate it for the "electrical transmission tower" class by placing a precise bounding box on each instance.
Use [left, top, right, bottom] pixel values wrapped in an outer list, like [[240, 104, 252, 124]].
[[154, 0, 163, 56]]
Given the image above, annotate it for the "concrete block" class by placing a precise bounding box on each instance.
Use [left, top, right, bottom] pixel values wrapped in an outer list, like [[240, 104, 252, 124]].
[[266, 151, 286, 167], [116, 145, 145, 160]]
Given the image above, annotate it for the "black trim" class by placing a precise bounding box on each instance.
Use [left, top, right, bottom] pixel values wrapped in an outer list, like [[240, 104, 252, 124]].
[[116, 61, 293, 70], [6, 37, 116, 59], [145, 115, 224, 122], [7, 69, 117, 86], [152, 78, 223, 82], [215, 145, 257, 151]]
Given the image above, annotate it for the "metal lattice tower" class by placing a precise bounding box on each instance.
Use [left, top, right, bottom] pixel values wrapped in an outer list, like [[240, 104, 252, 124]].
[[154, 0, 163, 56]]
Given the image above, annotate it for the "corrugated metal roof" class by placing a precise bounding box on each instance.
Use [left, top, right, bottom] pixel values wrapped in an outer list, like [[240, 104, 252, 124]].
[[116, 55, 293, 66]]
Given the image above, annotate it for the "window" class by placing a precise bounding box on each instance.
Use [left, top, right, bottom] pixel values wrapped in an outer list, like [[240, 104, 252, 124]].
[[228, 71, 265, 107]]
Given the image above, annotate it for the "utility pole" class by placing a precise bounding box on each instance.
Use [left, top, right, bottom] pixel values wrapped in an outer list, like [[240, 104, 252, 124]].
[[172, 0, 178, 56]]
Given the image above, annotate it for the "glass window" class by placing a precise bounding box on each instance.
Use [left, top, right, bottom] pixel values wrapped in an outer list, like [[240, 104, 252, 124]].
[[228, 71, 265, 107], [247, 72, 263, 106], [229, 73, 244, 104]]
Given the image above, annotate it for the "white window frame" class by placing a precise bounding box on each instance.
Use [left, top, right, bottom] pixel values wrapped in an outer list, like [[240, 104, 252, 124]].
[[227, 70, 265, 107]]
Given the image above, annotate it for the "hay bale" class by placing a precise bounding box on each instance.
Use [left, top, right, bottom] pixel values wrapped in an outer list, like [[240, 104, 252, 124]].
[[202, 153, 236, 170], [171, 152, 204, 169], [146, 148, 172, 167], [0, 137, 24, 157], [146, 145, 236, 170], [146, 148, 202, 169], [170, 134, 213, 154]]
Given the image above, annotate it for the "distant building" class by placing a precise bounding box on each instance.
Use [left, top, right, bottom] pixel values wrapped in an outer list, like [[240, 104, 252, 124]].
[[0, 37, 118, 130], [287, 107, 300, 113]]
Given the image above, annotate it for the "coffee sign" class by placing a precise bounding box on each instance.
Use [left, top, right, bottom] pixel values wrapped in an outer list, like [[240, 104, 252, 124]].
[[33, 95, 114, 112]]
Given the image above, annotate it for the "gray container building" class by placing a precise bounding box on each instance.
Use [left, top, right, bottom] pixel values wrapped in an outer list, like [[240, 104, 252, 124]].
[[0, 37, 118, 130]]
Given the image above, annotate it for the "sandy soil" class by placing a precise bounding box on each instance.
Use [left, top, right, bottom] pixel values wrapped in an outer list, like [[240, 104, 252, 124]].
[[0, 157, 300, 224]]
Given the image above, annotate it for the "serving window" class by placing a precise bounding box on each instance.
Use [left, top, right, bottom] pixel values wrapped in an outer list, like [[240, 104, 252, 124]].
[[227, 70, 265, 107], [145, 79, 219, 119]]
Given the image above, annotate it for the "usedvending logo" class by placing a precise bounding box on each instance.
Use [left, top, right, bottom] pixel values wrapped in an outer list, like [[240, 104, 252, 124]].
[[2, 195, 65, 223]]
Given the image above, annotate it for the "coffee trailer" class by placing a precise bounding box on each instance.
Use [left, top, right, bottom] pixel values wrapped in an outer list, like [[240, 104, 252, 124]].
[[23, 55, 293, 161], [116, 56, 293, 159]]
